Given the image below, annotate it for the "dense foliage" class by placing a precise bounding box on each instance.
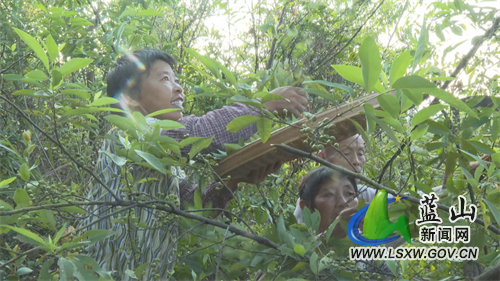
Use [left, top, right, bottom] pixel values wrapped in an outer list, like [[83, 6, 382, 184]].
[[0, 0, 499, 280]]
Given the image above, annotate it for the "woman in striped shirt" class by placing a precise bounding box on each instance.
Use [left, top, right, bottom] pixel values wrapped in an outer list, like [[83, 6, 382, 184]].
[[80, 49, 308, 280]]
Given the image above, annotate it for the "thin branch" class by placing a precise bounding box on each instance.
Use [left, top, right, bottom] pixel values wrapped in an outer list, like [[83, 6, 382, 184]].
[[0, 52, 33, 74], [215, 226, 230, 281], [184, 208, 256, 234], [199, 154, 244, 215], [273, 144, 500, 235], [1, 197, 281, 269], [151, 203, 280, 249], [0, 203, 138, 268], [310, 0, 385, 74], [265, 0, 291, 70], [179, 234, 237, 259], [0, 92, 121, 202], [431, 15, 500, 98], [377, 141, 406, 184]]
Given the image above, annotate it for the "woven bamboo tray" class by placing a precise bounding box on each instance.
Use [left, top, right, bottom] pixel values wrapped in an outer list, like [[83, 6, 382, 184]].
[[214, 93, 384, 178]]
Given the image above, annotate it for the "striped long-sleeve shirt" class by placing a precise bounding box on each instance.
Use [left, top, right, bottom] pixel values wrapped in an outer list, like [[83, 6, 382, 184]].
[[80, 103, 259, 280]]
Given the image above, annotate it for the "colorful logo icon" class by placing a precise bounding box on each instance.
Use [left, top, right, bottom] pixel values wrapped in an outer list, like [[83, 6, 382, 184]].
[[347, 189, 412, 246]]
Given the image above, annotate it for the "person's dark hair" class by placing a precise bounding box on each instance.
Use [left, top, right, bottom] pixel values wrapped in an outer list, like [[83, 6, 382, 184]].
[[107, 49, 177, 100], [298, 166, 357, 210]]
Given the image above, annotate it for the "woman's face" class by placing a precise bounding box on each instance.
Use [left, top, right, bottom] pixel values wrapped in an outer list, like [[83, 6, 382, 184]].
[[313, 176, 358, 234]]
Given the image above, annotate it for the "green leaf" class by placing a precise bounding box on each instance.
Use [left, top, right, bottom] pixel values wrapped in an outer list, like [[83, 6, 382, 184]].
[[257, 117, 273, 143], [37, 210, 57, 230], [365, 111, 400, 145], [253, 91, 285, 103], [2, 74, 25, 80], [146, 108, 181, 118], [73, 255, 113, 280], [435, 24, 445, 41], [0, 200, 19, 225], [426, 120, 451, 136], [293, 243, 306, 257], [386, 260, 398, 275], [45, 34, 58, 63], [277, 215, 294, 248], [19, 163, 30, 181], [25, 70, 49, 81], [0, 225, 49, 249], [392, 75, 436, 89], [134, 263, 149, 280], [0, 177, 17, 188], [76, 229, 115, 245], [351, 119, 372, 151], [377, 93, 400, 119], [389, 50, 411, 85], [71, 259, 98, 281], [310, 252, 319, 274], [99, 150, 127, 166], [227, 115, 261, 133], [58, 258, 75, 281], [469, 140, 495, 155], [302, 88, 339, 103], [104, 115, 137, 134], [218, 62, 237, 87], [426, 88, 479, 119], [60, 89, 91, 99], [402, 89, 423, 106], [359, 37, 382, 92], [11, 89, 35, 97], [131, 111, 146, 131], [59, 58, 93, 75], [152, 120, 185, 130], [411, 104, 445, 126], [186, 48, 221, 79], [303, 80, 354, 97], [492, 118, 500, 142], [68, 17, 93, 26], [89, 97, 119, 107], [16, 267, 33, 276], [415, 182, 433, 194], [13, 28, 50, 71], [412, 18, 428, 73], [363, 104, 377, 135], [125, 269, 137, 279], [411, 124, 429, 141], [39, 258, 55, 281], [137, 10, 162, 16], [14, 188, 30, 207], [135, 150, 167, 174], [54, 225, 66, 244], [325, 217, 340, 244], [188, 137, 212, 159], [179, 137, 204, 148], [302, 206, 321, 234], [332, 65, 385, 93], [483, 199, 500, 227], [51, 69, 63, 88]]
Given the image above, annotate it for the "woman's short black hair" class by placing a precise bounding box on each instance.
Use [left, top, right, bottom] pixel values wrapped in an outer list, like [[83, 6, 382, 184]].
[[298, 166, 357, 210], [107, 49, 177, 100]]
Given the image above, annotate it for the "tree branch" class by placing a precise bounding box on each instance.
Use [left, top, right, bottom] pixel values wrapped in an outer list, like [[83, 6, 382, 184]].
[[273, 144, 500, 235], [265, 0, 291, 70], [0, 93, 122, 202], [431, 15, 500, 99]]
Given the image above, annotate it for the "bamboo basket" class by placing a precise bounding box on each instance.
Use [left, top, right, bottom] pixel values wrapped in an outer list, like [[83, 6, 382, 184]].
[[214, 93, 385, 178]]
